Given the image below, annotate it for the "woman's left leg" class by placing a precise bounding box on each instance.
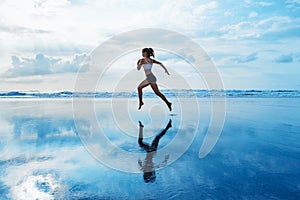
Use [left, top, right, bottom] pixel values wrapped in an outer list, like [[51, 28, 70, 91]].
[[138, 121, 151, 151], [150, 83, 172, 111]]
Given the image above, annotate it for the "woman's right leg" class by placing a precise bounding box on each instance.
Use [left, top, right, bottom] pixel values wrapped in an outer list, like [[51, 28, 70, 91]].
[[137, 79, 150, 110], [150, 83, 172, 111], [150, 119, 172, 150]]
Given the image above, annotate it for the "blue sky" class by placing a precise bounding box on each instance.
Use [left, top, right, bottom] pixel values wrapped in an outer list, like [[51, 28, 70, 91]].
[[0, 0, 300, 91]]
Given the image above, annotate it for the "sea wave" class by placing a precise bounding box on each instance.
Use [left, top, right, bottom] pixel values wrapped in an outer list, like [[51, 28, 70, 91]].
[[0, 90, 300, 98]]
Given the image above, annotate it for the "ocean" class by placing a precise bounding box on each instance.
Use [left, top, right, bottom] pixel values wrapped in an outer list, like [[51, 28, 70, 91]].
[[0, 91, 299, 199]]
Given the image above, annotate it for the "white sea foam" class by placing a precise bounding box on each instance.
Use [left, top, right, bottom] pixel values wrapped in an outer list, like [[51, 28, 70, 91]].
[[0, 90, 300, 98]]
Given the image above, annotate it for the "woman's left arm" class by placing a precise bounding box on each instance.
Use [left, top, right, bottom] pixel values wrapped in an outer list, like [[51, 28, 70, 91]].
[[153, 60, 170, 75]]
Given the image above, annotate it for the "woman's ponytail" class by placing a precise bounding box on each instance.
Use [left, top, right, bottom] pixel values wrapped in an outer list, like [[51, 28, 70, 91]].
[[149, 48, 155, 58]]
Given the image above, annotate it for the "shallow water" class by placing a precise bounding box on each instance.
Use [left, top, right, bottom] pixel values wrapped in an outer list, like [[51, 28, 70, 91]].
[[0, 98, 299, 199]]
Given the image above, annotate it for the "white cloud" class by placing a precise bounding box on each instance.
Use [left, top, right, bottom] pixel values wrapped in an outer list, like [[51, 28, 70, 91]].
[[248, 11, 258, 18], [244, 0, 273, 6], [220, 21, 260, 39], [219, 16, 300, 40], [257, 2, 273, 6], [286, 0, 300, 4], [224, 11, 233, 17], [193, 1, 218, 15], [0, 24, 50, 35], [2, 53, 88, 77], [286, 0, 300, 10]]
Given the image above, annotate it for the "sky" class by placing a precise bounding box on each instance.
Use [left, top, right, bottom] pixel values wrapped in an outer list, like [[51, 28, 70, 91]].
[[0, 0, 300, 91]]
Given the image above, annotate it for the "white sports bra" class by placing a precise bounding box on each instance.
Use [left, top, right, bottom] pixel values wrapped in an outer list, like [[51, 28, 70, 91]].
[[143, 63, 152, 70]]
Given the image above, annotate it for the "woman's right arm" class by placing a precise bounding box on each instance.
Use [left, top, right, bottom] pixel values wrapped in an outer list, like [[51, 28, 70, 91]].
[[137, 59, 143, 70]]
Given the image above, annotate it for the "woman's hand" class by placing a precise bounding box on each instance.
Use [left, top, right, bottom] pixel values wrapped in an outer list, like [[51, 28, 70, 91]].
[[165, 69, 170, 75], [138, 58, 145, 65]]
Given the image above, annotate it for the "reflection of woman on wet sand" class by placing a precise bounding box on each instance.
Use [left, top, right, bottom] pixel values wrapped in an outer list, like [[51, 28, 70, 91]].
[[138, 120, 172, 183], [137, 48, 172, 111]]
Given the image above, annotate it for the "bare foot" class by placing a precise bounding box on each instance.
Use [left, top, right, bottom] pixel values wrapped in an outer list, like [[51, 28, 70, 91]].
[[138, 102, 144, 110], [167, 102, 172, 111], [139, 121, 144, 127], [166, 119, 172, 128]]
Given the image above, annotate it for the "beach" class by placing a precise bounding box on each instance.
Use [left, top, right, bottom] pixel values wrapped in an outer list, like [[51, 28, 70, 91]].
[[0, 97, 299, 199]]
